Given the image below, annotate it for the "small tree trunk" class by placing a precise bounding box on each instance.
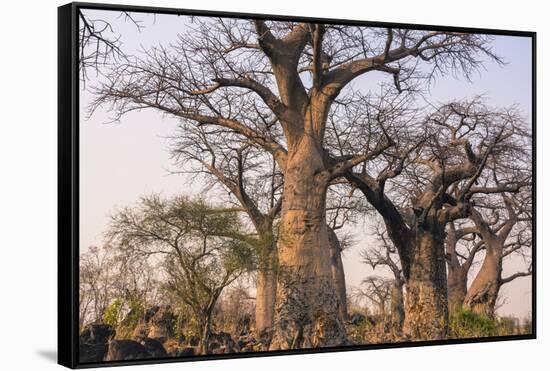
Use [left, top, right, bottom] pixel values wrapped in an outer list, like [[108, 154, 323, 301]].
[[255, 258, 277, 334], [270, 136, 346, 350], [390, 280, 405, 334], [198, 311, 213, 355], [403, 222, 449, 340], [463, 246, 502, 318], [327, 227, 348, 321], [377, 301, 386, 317], [447, 265, 468, 314]]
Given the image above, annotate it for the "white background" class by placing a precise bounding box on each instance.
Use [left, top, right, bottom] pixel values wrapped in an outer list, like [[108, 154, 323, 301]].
[[0, 0, 546, 369]]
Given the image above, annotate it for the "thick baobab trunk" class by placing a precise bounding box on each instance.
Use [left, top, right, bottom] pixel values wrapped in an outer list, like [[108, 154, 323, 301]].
[[463, 247, 502, 318], [403, 223, 449, 340], [390, 280, 405, 334], [269, 136, 346, 350], [447, 265, 468, 314], [255, 248, 278, 334], [327, 227, 348, 321]]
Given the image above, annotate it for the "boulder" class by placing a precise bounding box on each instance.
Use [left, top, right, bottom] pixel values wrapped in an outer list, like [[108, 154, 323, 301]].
[[132, 306, 176, 342], [208, 331, 238, 353], [211, 347, 226, 355], [349, 313, 366, 326], [80, 324, 115, 344], [79, 343, 109, 363], [147, 306, 176, 341], [104, 339, 151, 361], [79, 324, 115, 363], [236, 339, 247, 351], [139, 337, 167, 358], [208, 341, 221, 352], [162, 338, 180, 355], [178, 347, 196, 356], [187, 336, 200, 347]]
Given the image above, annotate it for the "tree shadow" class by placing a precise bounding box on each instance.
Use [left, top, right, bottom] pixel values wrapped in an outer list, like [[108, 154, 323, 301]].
[[36, 350, 57, 363]]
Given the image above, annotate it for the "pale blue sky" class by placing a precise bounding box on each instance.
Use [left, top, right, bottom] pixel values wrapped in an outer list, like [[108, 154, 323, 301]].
[[80, 9, 532, 318]]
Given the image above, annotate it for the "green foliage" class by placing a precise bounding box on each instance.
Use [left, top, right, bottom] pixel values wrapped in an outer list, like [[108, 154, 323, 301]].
[[108, 193, 259, 344], [346, 316, 374, 344], [449, 309, 518, 338], [102, 296, 146, 339], [116, 296, 145, 339], [103, 298, 123, 327]]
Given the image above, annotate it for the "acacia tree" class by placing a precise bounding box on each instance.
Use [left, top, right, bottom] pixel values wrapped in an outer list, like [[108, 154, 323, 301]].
[[91, 16, 500, 347], [171, 123, 355, 329], [106, 194, 256, 354], [346, 99, 527, 339], [170, 125, 282, 333]]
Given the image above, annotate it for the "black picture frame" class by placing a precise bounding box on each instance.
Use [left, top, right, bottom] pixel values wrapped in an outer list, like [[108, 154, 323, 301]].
[[58, 2, 537, 368]]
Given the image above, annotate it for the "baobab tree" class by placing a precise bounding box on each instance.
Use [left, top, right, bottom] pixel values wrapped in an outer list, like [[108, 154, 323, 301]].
[[445, 221, 483, 313], [91, 16, 501, 347], [356, 276, 392, 316], [464, 193, 532, 317], [326, 184, 368, 320], [446, 104, 532, 318], [346, 98, 527, 339], [78, 10, 146, 81]]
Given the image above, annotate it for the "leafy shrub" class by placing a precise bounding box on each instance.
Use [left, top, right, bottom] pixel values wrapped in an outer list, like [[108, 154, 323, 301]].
[[116, 296, 145, 339], [103, 298, 123, 327], [102, 296, 145, 339], [449, 309, 518, 338]]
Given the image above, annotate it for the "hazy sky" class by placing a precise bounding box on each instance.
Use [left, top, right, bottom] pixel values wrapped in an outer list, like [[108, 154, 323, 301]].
[[79, 9, 532, 318]]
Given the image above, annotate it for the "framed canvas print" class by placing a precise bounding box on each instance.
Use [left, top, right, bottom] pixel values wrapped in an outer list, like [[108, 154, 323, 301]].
[[58, 2, 536, 368]]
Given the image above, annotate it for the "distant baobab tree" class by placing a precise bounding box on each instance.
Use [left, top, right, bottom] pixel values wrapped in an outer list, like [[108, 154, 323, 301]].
[[347, 98, 530, 339]]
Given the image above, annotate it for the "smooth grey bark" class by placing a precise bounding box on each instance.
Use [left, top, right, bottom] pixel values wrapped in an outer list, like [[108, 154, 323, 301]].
[[463, 246, 502, 317], [463, 206, 523, 318], [445, 223, 480, 314], [328, 227, 348, 321], [255, 246, 278, 333], [390, 278, 405, 334]]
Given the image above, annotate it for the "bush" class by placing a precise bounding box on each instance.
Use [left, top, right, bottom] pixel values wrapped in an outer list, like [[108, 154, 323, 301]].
[[116, 296, 145, 339], [102, 297, 145, 339], [103, 298, 123, 328], [449, 309, 518, 338]]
